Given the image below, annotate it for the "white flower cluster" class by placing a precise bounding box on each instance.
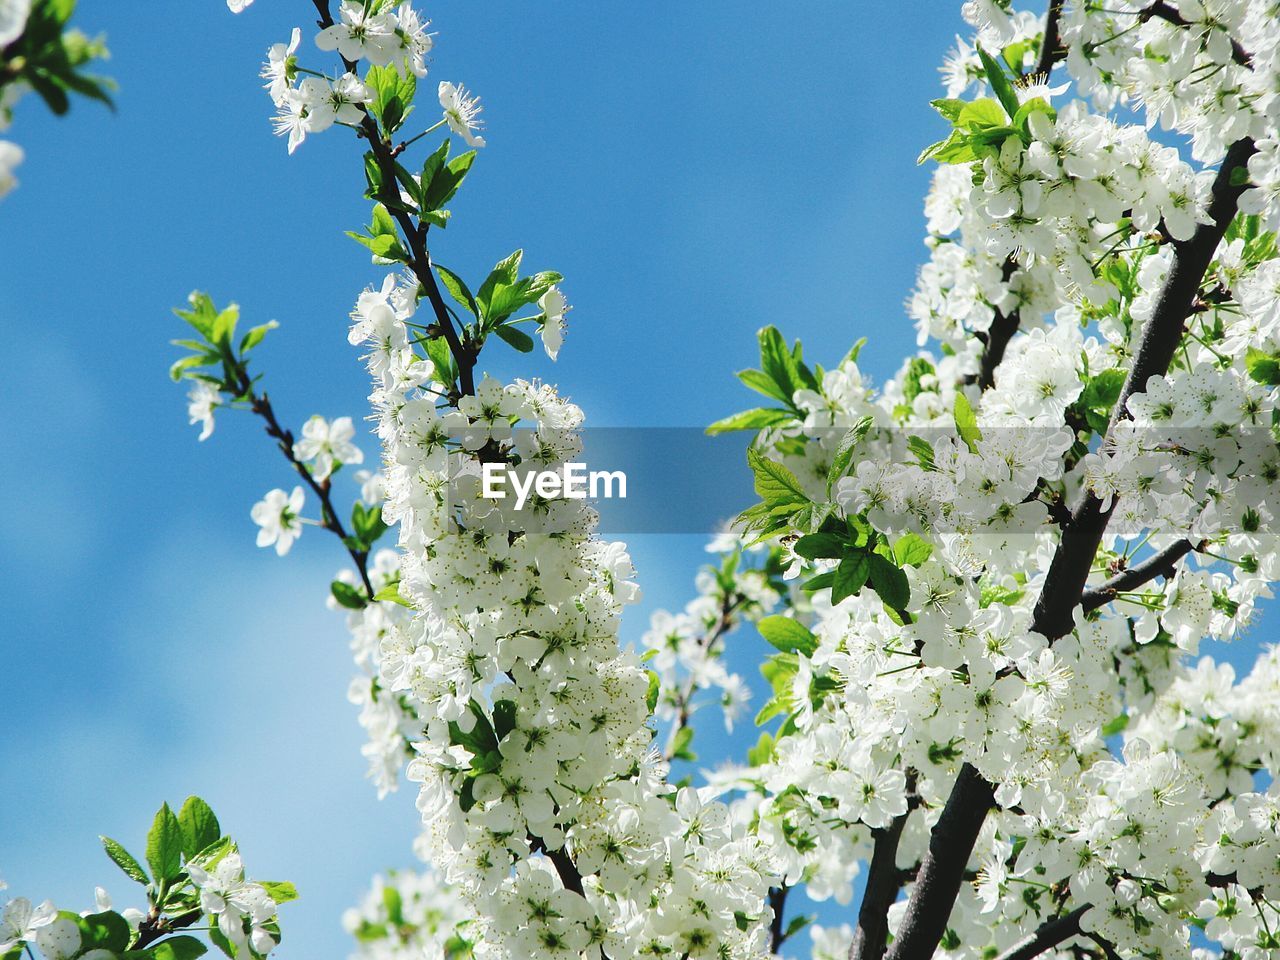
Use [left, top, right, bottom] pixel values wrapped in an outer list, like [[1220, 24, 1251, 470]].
[[642, 538, 783, 746], [346, 271, 778, 959], [343, 868, 472, 960], [0, 0, 30, 200], [247, 0, 481, 155]]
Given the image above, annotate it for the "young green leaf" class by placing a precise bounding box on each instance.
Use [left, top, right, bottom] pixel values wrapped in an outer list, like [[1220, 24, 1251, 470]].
[[976, 45, 1020, 119], [953, 392, 982, 453], [177, 797, 220, 859], [757, 615, 818, 657], [146, 803, 183, 886], [100, 837, 149, 885], [706, 407, 794, 435], [831, 553, 871, 605]]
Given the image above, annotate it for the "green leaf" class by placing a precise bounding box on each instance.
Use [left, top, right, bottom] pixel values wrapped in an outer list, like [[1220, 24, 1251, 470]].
[[1012, 96, 1056, 136], [177, 797, 220, 859], [757, 326, 802, 404], [82, 912, 130, 953], [475, 250, 523, 319], [146, 803, 183, 886], [101, 836, 149, 884], [260, 881, 299, 905], [1081, 368, 1127, 410], [976, 46, 1020, 120], [706, 407, 794, 435], [331, 580, 368, 610], [893, 533, 933, 568], [422, 148, 476, 213], [435, 264, 479, 317], [736, 368, 790, 404], [168, 354, 213, 382], [351, 502, 389, 546], [907, 435, 936, 471], [152, 936, 210, 960], [210, 305, 239, 349], [373, 583, 413, 608], [747, 448, 809, 507], [646, 670, 661, 713], [492, 700, 517, 741], [1101, 713, 1129, 738], [953, 392, 982, 453], [239, 321, 279, 355], [448, 701, 499, 759], [747, 731, 775, 766], [831, 553, 870, 605], [957, 97, 1008, 131], [671, 726, 696, 762], [757, 615, 817, 657], [867, 554, 910, 611], [826, 416, 874, 493], [930, 98, 967, 122], [792, 532, 846, 560], [493, 324, 535, 353], [1246, 347, 1280, 385], [784, 914, 813, 940]]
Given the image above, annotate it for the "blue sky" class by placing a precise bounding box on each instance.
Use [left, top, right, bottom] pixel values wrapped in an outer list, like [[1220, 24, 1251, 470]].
[[0, 1, 1090, 957]]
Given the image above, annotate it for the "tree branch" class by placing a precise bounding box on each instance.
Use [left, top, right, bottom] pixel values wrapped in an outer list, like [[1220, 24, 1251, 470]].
[[848, 811, 910, 960], [1080, 538, 1199, 612], [312, 0, 477, 398], [232, 367, 376, 597], [662, 591, 746, 761], [768, 885, 790, 953], [992, 905, 1090, 960], [1033, 0, 1066, 75], [883, 136, 1258, 960]]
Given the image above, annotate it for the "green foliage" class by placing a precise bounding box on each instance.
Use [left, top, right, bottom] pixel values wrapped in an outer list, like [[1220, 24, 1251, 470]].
[[918, 48, 1056, 167], [177, 796, 221, 860], [331, 580, 368, 610], [671, 726, 696, 762], [757, 616, 817, 656], [347, 202, 409, 264], [1246, 347, 1280, 385], [2, 0, 113, 117], [365, 62, 416, 135], [953, 392, 982, 453], [101, 835, 150, 884], [146, 803, 184, 887], [170, 293, 275, 395]]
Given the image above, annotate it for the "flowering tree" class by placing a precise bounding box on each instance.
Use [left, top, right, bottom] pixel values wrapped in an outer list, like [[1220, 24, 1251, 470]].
[[8, 0, 1280, 959]]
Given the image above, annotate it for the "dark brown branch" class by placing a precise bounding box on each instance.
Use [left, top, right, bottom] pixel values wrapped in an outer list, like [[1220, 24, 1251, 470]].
[[968, 259, 1020, 391], [1080, 538, 1199, 612], [993, 906, 1090, 960], [1033, 135, 1256, 642], [883, 137, 1258, 960], [1033, 0, 1066, 75], [848, 812, 910, 960], [768, 885, 790, 953], [312, 0, 477, 398], [133, 909, 201, 950], [883, 765, 994, 960]]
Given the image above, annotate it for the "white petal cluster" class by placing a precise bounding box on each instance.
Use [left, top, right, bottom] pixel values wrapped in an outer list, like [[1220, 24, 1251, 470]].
[[339, 265, 778, 957]]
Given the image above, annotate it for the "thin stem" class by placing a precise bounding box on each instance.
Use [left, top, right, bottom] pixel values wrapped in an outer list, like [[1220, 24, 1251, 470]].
[[231, 364, 376, 598]]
